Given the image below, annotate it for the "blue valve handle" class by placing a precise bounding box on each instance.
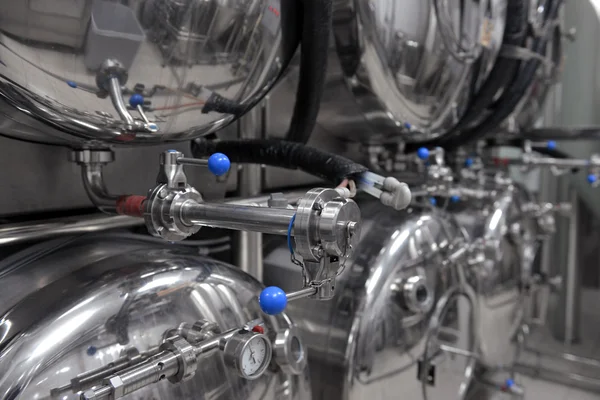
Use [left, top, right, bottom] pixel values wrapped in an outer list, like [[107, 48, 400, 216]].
[[547, 140, 557, 150], [450, 195, 460, 203], [587, 174, 597, 184], [172, 152, 231, 176], [259, 286, 319, 315], [464, 157, 474, 168], [259, 286, 288, 315], [429, 197, 437, 206], [129, 93, 145, 108], [417, 147, 430, 160], [208, 153, 230, 176]]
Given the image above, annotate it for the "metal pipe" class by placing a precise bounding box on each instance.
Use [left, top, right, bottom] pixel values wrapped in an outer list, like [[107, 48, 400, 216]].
[[224, 191, 305, 207], [0, 214, 143, 245], [108, 77, 135, 126], [523, 345, 600, 368], [439, 344, 480, 359], [286, 287, 317, 301], [235, 106, 264, 280], [181, 202, 295, 235], [564, 185, 580, 344], [177, 157, 208, 166], [81, 164, 119, 214], [514, 362, 600, 393]]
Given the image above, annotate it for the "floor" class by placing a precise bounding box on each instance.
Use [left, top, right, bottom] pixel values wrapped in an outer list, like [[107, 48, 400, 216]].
[[484, 289, 600, 400]]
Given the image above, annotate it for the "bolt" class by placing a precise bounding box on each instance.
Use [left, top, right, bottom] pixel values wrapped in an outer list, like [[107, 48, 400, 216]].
[[346, 221, 357, 236], [313, 201, 324, 211], [313, 246, 324, 257], [159, 188, 169, 199]]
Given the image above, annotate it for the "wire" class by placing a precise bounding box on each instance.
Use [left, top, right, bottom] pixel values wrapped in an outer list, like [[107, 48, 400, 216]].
[[152, 100, 205, 111], [107, 232, 230, 247], [287, 214, 296, 255]]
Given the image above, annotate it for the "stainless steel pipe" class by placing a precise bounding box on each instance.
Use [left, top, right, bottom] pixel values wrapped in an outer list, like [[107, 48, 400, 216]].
[[181, 202, 295, 235], [0, 214, 143, 245], [81, 164, 119, 214], [0, 190, 305, 247], [235, 106, 264, 280]]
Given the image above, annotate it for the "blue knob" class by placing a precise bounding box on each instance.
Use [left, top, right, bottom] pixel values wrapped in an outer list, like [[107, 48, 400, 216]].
[[403, 122, 412, 130], [86, 346, 97, 356], [259, 286, 287, 315], [429, 197, 437, 206], [66, 80, 77, 88], [505, 379, 514, 388], [587, 174, 597, 184], [207, 153, 231, 176], [547, 140, 557, 150], [417, 148, 430, 160], [129, 93, 145, 108], [450, 195, 460, 203], [464, 158, 474, 168]]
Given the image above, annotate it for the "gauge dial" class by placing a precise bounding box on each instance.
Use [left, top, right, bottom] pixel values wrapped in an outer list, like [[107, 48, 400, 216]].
[[241, 335, 268, 377], [223, 331, 272, 380]]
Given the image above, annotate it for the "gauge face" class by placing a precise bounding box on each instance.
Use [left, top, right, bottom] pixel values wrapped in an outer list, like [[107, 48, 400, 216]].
[[241, 335, 269, 378]]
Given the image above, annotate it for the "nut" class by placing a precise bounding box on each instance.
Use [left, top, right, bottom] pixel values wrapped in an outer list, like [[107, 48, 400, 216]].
[[96, 59, 129, 91], [107, 376, 124, 399]]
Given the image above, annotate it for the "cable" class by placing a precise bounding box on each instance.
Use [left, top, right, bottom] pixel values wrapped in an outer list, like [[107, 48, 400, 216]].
[[287, 214, 296, 255]]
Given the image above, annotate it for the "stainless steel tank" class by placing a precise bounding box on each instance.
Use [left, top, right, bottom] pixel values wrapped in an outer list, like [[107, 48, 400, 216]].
[[0, 0, 291, 145], [315, 0, 507, 144], [264, 200, 478, 400], [0, 234, 311, 400], [452, 183, 538, 369]]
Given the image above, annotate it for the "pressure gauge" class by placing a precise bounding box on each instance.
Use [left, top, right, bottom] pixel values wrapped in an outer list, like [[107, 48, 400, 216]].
[[223, 330, 272, 380]]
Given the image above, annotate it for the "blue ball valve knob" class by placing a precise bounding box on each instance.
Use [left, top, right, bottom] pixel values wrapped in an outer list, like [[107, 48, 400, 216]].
[[450, 195, 460, 203], [129, 93, 145, 108], [587, 174, 597, 184], [207, 153, 231, 176], [464, 157, 474, 168], [417, 147, 430, 160], [547, 140, 557, 150], [429, 197, 437, 206], [259, 286, 287, 315]]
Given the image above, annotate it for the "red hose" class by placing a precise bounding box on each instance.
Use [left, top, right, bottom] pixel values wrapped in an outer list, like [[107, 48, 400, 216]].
[[116, 195, 146, 218]]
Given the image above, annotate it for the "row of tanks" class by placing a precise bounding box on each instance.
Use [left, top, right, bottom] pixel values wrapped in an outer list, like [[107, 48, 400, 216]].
[[0, 0, 577, 399]]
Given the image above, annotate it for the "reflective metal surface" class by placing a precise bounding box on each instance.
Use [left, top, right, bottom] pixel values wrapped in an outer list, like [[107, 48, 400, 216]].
[[453, 183, 538, 369], [0, 0, 292, 145], [0, 234, 311, 400], [264, 200, 477, 400], [315, 0, 506, 144]]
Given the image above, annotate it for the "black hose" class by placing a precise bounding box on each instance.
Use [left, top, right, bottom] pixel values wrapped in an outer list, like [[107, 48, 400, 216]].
[[407, 0, 561, 153], [200, 0, 332, 145], [406, 0, 528, 153], [285, 0, 333, 144], [448, 0, 562, 146], [200, 0, 303, 116], [191, 138, 367, 184]]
